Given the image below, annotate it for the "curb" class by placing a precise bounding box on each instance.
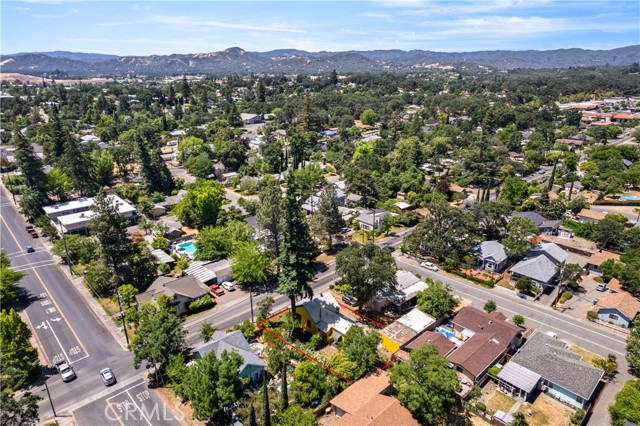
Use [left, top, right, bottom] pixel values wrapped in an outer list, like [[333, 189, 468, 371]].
[[1, 184, 129, 351]]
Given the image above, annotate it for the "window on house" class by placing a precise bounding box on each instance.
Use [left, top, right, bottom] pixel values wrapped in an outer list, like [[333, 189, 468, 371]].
[[306, 319, 311, 328], [609, 314, 619, 320]]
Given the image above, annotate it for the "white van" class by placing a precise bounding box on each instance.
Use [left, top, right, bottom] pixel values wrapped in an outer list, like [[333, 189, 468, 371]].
[[545, 331, 558, 339]]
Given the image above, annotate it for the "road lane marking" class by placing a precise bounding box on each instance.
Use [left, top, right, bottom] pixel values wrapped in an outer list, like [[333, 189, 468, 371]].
[[106, 400, 126, 426], [46, 320, 71, 364], [1, 215, 21, 247], [32, 268, 89, 357], [13, 260, 57, 271], [126, 389, 154, 426]]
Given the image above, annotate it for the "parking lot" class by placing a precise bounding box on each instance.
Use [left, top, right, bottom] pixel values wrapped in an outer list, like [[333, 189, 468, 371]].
[[74, 380, 184, 426], [556, 274, 603, 320]]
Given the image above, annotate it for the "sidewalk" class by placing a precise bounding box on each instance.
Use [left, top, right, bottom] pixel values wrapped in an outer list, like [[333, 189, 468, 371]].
[[41, 240, 130, 351], [3, 187, 129, 351]]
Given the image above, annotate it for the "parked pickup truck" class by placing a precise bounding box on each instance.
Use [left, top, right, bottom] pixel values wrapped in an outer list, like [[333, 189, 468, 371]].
[[56, 360, 76, 382]]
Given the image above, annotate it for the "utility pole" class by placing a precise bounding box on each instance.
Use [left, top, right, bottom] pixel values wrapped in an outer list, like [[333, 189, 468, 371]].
[[43, 372, 57, 418], [57, 218, 73, 275], [249, 284, 254, 323], [116, 292, 130, 348]]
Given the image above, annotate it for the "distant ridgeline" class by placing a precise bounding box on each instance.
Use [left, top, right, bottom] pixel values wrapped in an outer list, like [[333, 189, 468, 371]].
[[1, 45, 639, 76]]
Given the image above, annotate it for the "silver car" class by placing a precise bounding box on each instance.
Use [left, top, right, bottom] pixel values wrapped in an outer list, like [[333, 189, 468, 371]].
[[100, 368, 116, 386]]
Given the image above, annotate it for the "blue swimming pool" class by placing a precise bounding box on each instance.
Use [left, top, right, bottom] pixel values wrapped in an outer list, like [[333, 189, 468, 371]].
[[436, 327, 454, 340], [178, 241, 197, 256], [621, 195, 640, 201]]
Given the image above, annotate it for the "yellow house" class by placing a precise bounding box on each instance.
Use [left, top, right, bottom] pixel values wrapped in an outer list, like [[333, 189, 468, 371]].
[[296, 292, 355, 343], [380, 308, 436, 354]]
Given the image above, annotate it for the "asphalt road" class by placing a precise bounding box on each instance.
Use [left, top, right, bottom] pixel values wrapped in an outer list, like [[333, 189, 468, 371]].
[[395, 255, 630, 426], [0, 185, 178, 425]]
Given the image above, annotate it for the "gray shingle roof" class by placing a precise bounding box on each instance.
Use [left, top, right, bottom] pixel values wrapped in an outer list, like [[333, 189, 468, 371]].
[[531, 242, 568, 264], [509, 332, 603, 400], [511, 211, 547, 227], [193, 330, 266, 373], [473, 241, 508, 264], [511, 255, 558, 284]]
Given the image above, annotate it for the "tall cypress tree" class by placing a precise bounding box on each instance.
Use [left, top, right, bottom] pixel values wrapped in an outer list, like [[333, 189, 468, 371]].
[[12, 130, 47, 199], [256, 179, 283, 262], [62, 136, 94, 195], [248, 404, 257, 426], [277, 175, 318, 317], [280, 363, 288, 411], [89, 190, 134, 287], [135, 137, 174, 194], [262, 372, 271, 426], [44, 107, 66, 166]]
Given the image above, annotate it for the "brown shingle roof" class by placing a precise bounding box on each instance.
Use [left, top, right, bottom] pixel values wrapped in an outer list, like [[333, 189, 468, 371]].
[[405, 331, 456, 356], [447, 307, 521, 378], [598, 291, 640, 320], [335, 395, 419, 426], [587, 251, 620, 267], [607, 278, 623, 292], [330, 370, 391, 415]]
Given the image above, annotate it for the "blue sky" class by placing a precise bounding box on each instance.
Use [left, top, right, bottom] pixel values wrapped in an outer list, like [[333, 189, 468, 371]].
[[2, 1, 639, 56]]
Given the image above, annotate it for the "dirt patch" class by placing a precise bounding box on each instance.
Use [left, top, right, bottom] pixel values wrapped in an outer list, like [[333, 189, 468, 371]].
[[518, 394, 573, 426], [156, 387, 203, 426], [469, 414, 493, 426]]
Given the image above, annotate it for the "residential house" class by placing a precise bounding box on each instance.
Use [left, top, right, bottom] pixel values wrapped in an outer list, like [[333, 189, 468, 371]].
[[240, 113, 264, 124], [192, 330, 265, 384], [510, 242, 568, 290], [330, 370, 419, 426], [539, 219, 574, 238], [357, 208, 394, 231], [472, 241, 508, 273], [510, 211, 547, 228], [371, 270, 428, 313], [345, 193, 363, 206], [446, 307, 523, 388], [586, 251, 620, 276], [79, 134, 108, 150], [296, 292, 355, 342], [496, 331, 603, 409], [302, 184, 346, 214], [380, 308, 436, 354], [596, 291, 640, 328], [577, 209, 607, 223], [135, 275, 211, 315], [564, 181, 584, 195]]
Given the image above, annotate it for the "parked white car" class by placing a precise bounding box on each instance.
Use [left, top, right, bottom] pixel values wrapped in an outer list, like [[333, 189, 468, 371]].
[[420, 261, 439, 271], [221, 281, 236, 291]]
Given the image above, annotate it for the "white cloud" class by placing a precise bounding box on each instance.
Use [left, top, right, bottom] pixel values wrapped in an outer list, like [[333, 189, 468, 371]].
[[361, 11, 393, 21], [131, 4, 151, 11], [70, 8, 79, 13], [151, 15, 305, 34], [29, 13, 63, 18]]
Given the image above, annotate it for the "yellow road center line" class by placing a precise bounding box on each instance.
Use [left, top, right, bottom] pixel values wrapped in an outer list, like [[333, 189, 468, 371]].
[[32, 268, 89, 357], [1, 215, 22, 247], [107, 400, 126, 426]]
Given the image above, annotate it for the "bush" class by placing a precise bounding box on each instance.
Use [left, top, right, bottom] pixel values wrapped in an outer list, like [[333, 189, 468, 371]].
[[571, 409, 585, 425], [587, 310, 599, 321], [157, 263, 171, 275], [188, 295, 215, 313], [476, 402, 487, 412], [559, 290, 574, 304], [487, 366, 501, 377]]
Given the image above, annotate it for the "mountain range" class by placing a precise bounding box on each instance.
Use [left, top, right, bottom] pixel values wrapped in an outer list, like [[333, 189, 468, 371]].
[[2, 45, 639, 76]]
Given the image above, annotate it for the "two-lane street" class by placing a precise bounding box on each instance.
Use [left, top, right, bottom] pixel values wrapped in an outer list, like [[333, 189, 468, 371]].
[[1, 185, 181, 425]]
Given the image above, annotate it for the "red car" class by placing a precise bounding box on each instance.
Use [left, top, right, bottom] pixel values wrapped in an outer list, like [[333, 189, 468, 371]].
[[209, 284, 225, 296], [30, 231, 39, 238]]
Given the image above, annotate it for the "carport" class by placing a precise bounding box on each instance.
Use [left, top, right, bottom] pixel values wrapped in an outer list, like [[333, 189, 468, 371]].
[[497, 362, 541, 400]]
